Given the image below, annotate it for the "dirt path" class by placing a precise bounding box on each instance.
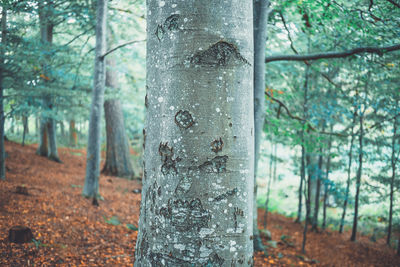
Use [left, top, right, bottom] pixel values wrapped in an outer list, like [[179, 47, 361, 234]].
[[0, 141, 399, 266]]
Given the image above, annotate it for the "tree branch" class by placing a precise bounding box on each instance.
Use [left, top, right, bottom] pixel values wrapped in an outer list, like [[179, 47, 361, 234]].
[[101, 39, 145, 59], [265, 43, 400, 63], [265, 90, 347, 137], [386, 0, 400, 8]]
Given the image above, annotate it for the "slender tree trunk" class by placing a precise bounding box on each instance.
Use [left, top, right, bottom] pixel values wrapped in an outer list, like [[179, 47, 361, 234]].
[[302, 154, 312, 254], [312, 147, 323, 231], [273, 142, 277, 181], [22, 116, 28, 146], [322, 129, 332, 230], [387, 111, 398, 245], [135, 1, 254, 265], [82, 0, 107, 198], [69, 120, 77, 147], [351, 111, 364, 242], [296, 64, 310, 223], [59, 121, 65, 137], [0, 6, 6, 180], [263, 160, 273, 229], [253, 0, 271, 252], [339, 110, 356, 234], [296, 143, 305, 223], [102, 50, 134, 178]]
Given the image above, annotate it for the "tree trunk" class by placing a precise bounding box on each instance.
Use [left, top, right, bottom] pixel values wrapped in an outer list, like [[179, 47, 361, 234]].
[[37, 2, 60, 162], [22, 116, 28, 146], [0, 6, 6, 180], [311, 147, 323, 231], [59, 121, 65, 137], [82, 0, 107, 198], [253, 0, 271, 253], [263, 144, 273, 229], [102, 99, 134, 178], [37, 119, 49, 157], [387, 111, 398, 245], [351, 110, 364, 242], [296, 143, 305, 223], [322, 129, 332, 230], [302, 154, 312, 254], [339, 110, 356, 234], [296, 64, 310, 223], [69, 120, 78, 147], [273, 142, 277, 181], [102, 48, 134, 178], [135, 1, 254, 265], [47, 118, 61, 162]]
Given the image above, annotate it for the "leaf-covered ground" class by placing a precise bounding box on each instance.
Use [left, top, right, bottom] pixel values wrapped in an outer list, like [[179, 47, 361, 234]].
[[0, 141, 399, 266]]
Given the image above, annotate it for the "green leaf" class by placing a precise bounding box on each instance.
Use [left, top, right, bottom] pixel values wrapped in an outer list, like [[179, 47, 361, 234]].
[[104, 216, 121, 226], [126, 223, 138, 231]]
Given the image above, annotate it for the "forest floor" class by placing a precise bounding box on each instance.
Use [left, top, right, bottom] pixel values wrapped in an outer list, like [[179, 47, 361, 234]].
[[0, 141, 399, 266]]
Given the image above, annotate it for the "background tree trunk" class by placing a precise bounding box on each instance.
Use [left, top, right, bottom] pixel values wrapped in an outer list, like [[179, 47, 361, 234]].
[[37, 2, 60, 162], [102, 99, 134, 178], [22, 115, 28, 146], [82, 0, 107, 198], [339, 109, 356, 234], [135, 0, 254, 265], [312, 144, 324, 231], [37, 119, 48, 156], [387, 110, 398, 245], [296, 64, 310, 223], [69, 120, 78, 147], [0, 6, 6, 180], [102, 47, 134, 178], [351, 101, 365, 242], [253, 0, 271, 252]]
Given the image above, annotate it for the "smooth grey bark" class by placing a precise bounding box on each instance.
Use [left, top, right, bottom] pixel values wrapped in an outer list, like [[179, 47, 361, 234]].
[[387, 108, 398, 245], [135, 0, 254, 265], [82, 0, 107, 198], [253, 0, 271, 253], [102, 99, 134, 178], [37, 2, 60, 162], [102, 49, 134, 178], [0, 6, 6, 180], [339, 108, 357, 234]]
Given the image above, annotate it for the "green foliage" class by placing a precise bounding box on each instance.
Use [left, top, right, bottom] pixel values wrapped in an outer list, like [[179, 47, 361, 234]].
[[104, 215, 120, 226]]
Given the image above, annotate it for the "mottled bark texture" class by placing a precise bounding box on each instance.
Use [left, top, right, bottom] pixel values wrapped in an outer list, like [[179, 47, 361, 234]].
[[253, 0, 271, 253], [102, 99, 134, 178], [135, 1, 254, 266], [36, 2, 60, 162], [0, 6, 6, 180], [102, 54, 134, 178], [82, 0, 107, 198]]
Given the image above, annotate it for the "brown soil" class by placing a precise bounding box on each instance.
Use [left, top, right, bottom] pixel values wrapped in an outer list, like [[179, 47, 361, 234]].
[[0, 141, 399, 266]]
